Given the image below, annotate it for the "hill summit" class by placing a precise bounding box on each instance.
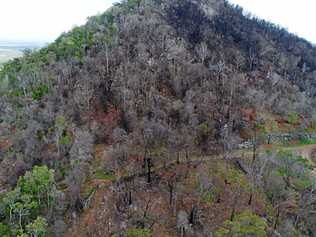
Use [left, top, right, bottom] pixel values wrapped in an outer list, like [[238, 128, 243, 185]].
[[1, 0, 316, 236]]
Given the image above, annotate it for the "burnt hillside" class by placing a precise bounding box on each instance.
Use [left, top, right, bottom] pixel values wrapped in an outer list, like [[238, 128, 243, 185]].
[[1, 0, 316, 236]]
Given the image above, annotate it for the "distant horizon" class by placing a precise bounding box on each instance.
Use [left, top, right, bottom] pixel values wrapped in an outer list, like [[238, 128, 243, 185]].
[[0, 39, 48, 44], [0, 39, 47, 42]]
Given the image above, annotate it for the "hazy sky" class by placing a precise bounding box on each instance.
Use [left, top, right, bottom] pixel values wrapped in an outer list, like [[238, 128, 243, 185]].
[[0, 0, 117, 42], [0, 0, 315, 44], [229, 0, 316, 44]]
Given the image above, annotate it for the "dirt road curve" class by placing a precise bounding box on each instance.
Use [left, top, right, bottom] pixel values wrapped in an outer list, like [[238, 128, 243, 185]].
[[293, 144, 316, 162]]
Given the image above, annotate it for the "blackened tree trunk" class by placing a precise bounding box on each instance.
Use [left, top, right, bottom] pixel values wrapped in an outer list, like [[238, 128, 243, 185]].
[[189, 204, 198, 225], [128, 191, 132, 205], [147, 157, 152, 183]]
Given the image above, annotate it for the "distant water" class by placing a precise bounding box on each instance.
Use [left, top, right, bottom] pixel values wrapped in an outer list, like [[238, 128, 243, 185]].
[[0, 40, 46, 66]]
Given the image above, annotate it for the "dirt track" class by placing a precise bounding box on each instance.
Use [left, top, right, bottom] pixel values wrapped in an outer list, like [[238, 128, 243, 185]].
[[289, 144, 316, 161]]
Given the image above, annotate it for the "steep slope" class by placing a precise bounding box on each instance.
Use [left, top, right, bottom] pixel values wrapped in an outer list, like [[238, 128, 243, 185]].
[[1, 0, 316, 236]]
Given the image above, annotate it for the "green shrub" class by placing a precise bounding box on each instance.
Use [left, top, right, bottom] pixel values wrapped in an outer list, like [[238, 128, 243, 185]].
[[59, 132, 72, 146], [299, 138, 316, 145], [31, 84, 49, 101], [26, 216, 48, 237], [116, 0, 142, 11], [1, 166, 56, 235], [287, 112, 300, 125], [18, 166, 55, 206], [9, 88, 24, 97], [127, 228, 152, 237], [95, 170, 115, 181], [0, 223, 11, 237], [52, 26, 94, 60], [126, 0, 141, 9], [215, 210, 268, 237]]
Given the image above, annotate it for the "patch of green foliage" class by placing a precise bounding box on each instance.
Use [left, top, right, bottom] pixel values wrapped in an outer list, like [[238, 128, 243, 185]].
[[226, 167, 250, 191], [18, 166, 56, 206], [50, 26, 94, 61], [59, 132, 72, 146], [9, 88, 24, 98], [115, 0, 142, 12], [0, 58, 22, 86], [54, 116, 73, 148], [25, 216, 48, 237], [94, 170, 115, 181], [215, 210, 268, 237], [0, 50, 47, 96], [36, 130, 46, 141], [287, 112, 300, 125], [0, 166, 55, 236], [0, 223, 11, 237], [127, 228, 152, 237], [275, 150, 314, 190], [31, 84, 49, 101], [298, 138, 316, 146]]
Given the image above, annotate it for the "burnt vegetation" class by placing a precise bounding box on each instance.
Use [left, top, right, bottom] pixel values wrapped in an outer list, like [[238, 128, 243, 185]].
[[1, 0, 316, 236]]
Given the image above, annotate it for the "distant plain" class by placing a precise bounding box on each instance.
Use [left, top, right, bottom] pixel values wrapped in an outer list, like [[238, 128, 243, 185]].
[[0, 48, 23, 66], [0, 41, 45, 67]]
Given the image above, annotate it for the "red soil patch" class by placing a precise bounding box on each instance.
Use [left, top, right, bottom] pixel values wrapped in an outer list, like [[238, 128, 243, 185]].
[[0, 139, 12, 150]]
